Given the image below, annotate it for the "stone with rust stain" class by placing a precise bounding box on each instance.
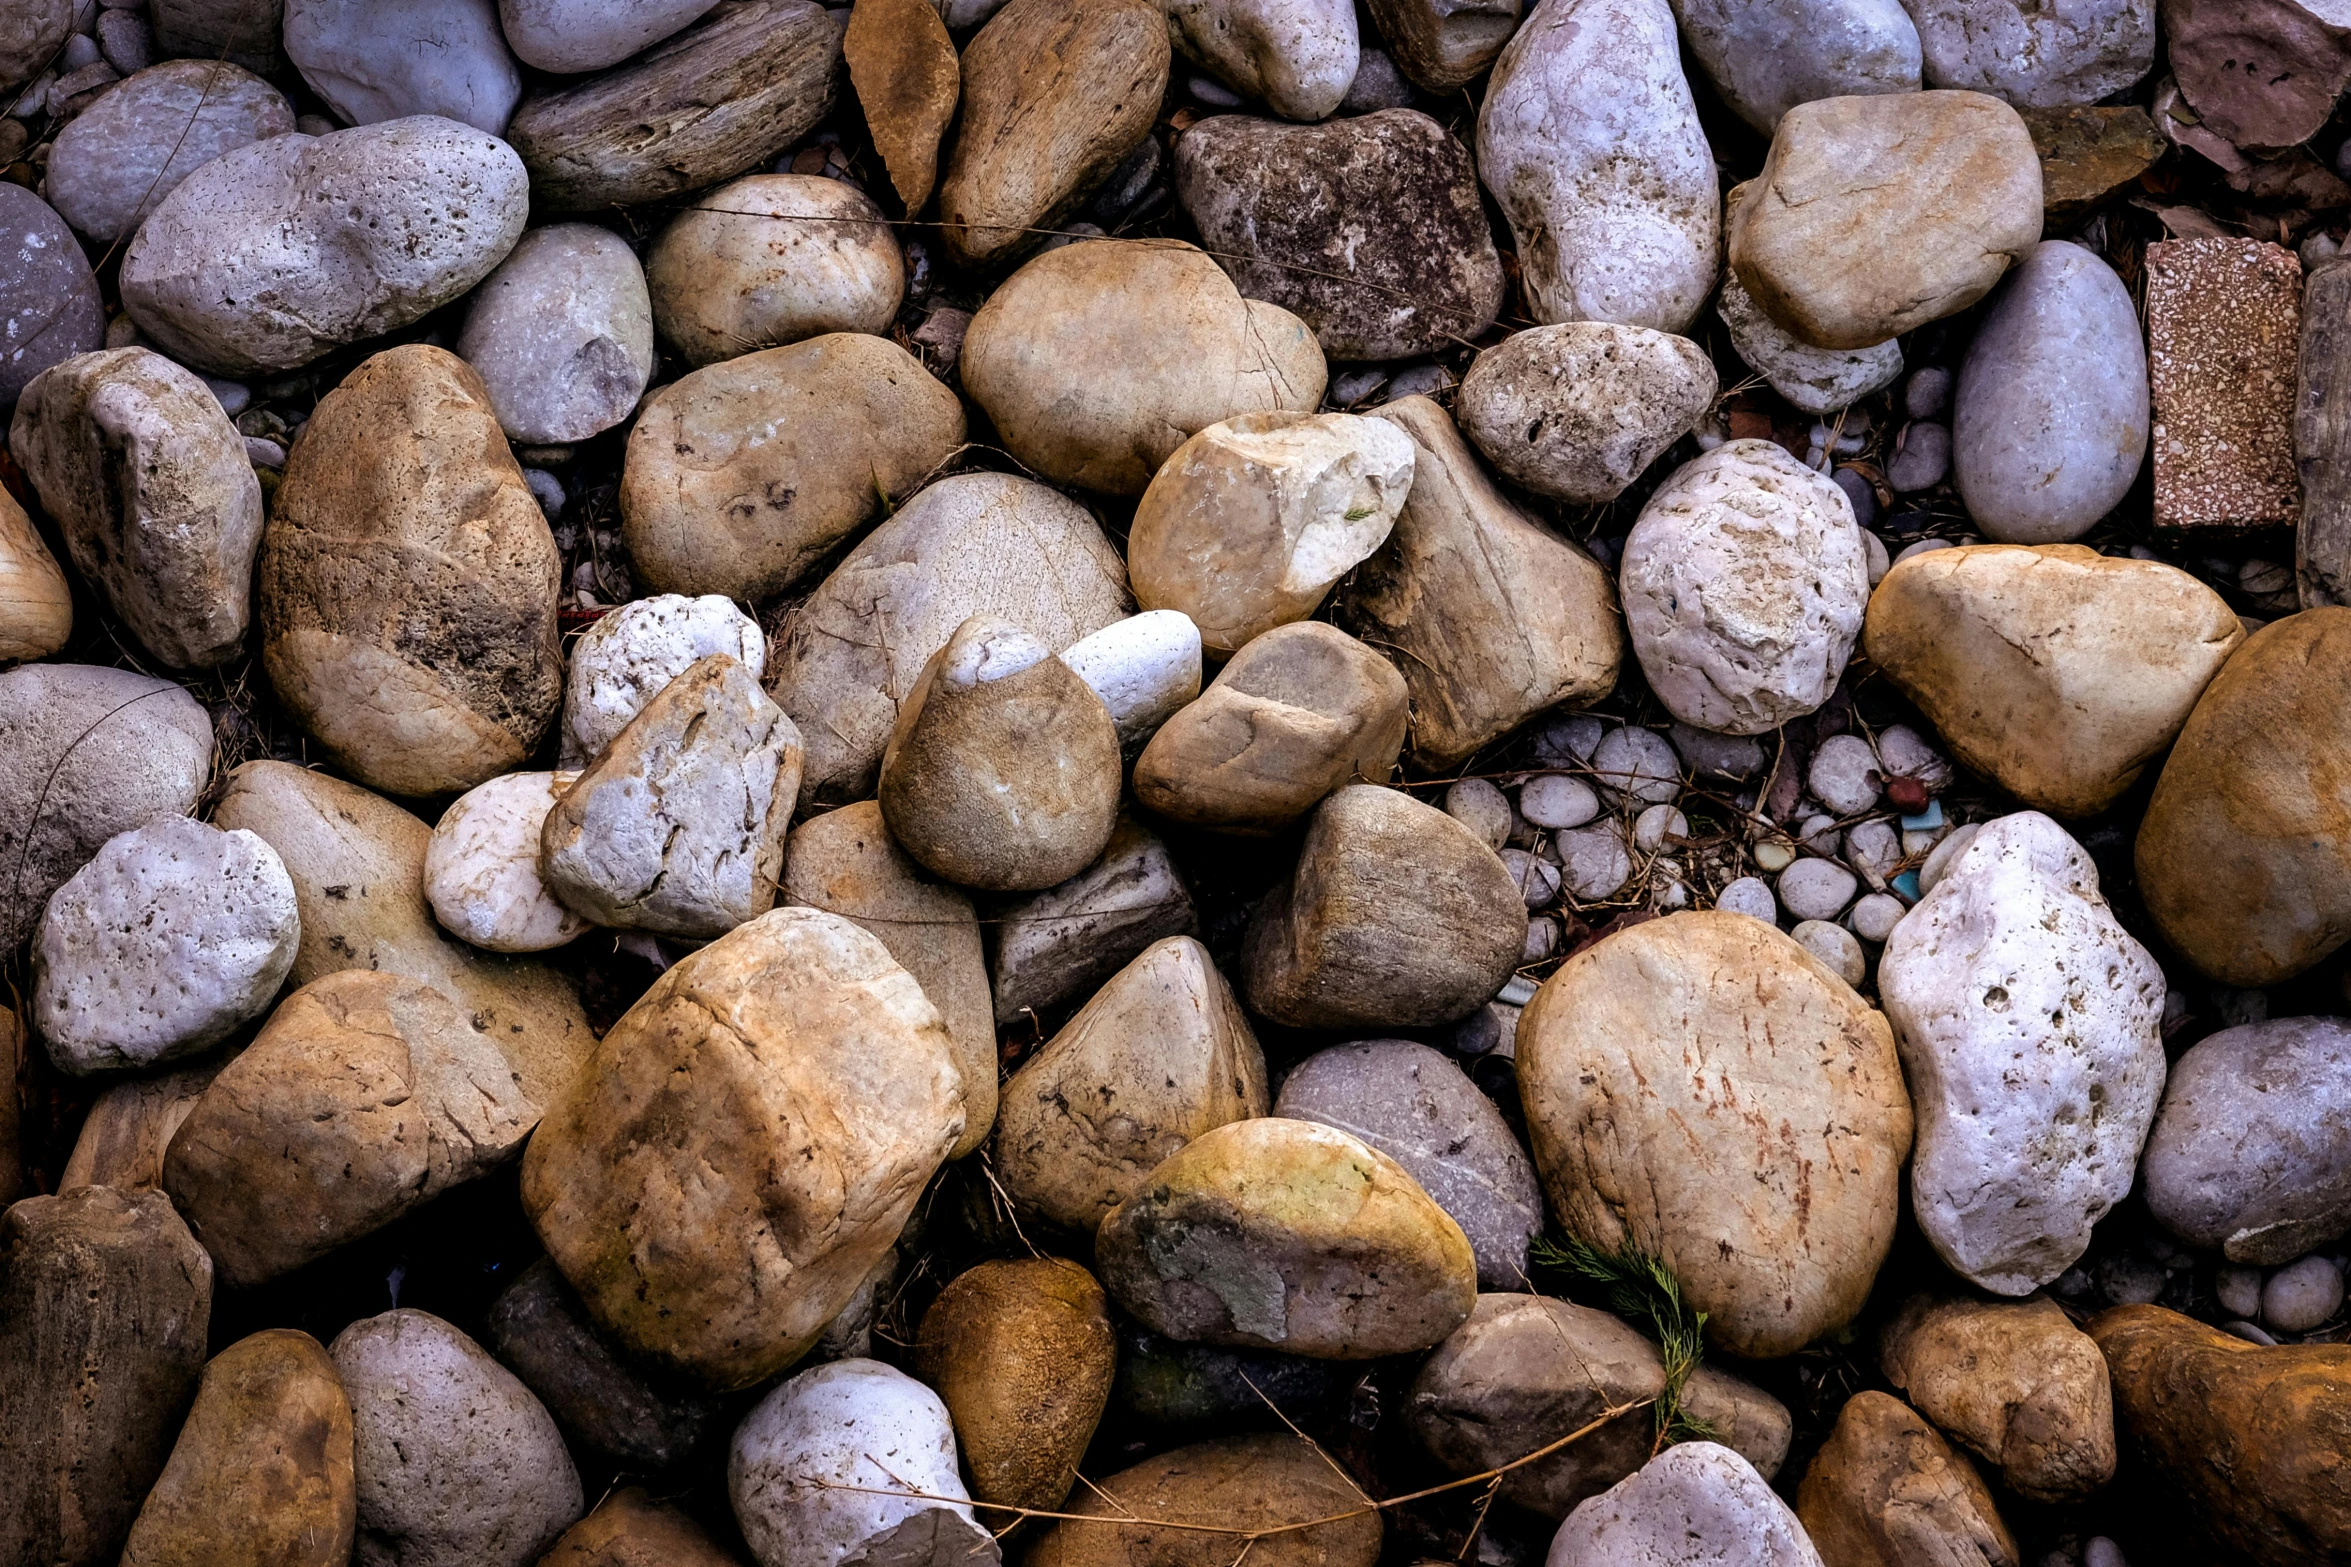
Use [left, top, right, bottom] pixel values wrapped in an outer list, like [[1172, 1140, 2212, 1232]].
[[1879, 1295, 2115, 1503]]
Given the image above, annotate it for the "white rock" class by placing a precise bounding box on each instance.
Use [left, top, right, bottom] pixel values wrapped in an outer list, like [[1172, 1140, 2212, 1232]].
[[1848, 890, 1906, 942], [43, 60, 293, 243], [729, 1358, 999, 1567], [1778, 856, 1857, 921], [645, 175, 905, 370], [1557, 824, 1633, 900], [32, 816, 297, 1075], [1633, 803, 1686, 852], [561, 593, 768, 766], [1546, 1443, 1824, 1567], [1619, 439, 1868, 736], [425, 772, 591, 953], [1670, 0, 1920, 130], [1164, 0, 1359, 121], [1059, 610, 1204, 757], [497, 0, 722, 73], [457, 223, 655, 445], [1590, 726, 1680, 807], [1716, 875, 1776, 921], [1808, 733, 1881, 815], [2263, 1256, 2345, 1334], [1878, 811, 2168, 1294], [284, 0, 521, 136], [1908, 0, 2154, 107], [1520, 772, 1600, 829], [1446, 778, 1513, 847], [1476, 0, 1719, 331], [1791, 918, 1865, 986], [1718, 268, 1903, 415]]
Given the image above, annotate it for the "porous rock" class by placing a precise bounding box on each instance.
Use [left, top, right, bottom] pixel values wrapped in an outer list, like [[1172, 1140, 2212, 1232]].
[[1456, 321, 1715, 503]]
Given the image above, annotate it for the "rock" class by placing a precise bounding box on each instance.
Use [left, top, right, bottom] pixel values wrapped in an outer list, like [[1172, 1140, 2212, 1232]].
[[2165, 0, 2351, 153], [284, 0, 520, 134], [10, 346, 263, 668], [2302, 259, 2351, 608], [1410, 1295, 1792, 1518], [1729, 90, 2042, 350], [1620, 439, 1868, 736], [332, 1310, 582, 1567], [497, 0, 722, 73], [506, 2, 840, 211], [150, 0, 285, 75], [1134, 621, 1408, 833], [620, 333, 963, 603], [1718, 266, 1903, 415], [987, 816, 1199, 1026], [1165, 0, 1356, 120], [1796, 1391, 2018, 1567], [0, 186, 102, 411], [1779, 858, 1858, 922], [2136, 609, 2351, 985], [648, 198, 903, 387], [1862, 544, 2241, 817], [44, 61, 292, 243], [563, 596, 766, 767], [481, 1259, 724, 1471], [1518, 910, 1912, 1357], [59, 1062, 220, 1193], [0, 663, 211, 953], [456, 224, 652, 444], [1908, 0, 2153, 107], [964, 240, 1325, 495], [1173, 110, 1502, 361], [2265, 1256, 2345, 1333], [1880, 1295, 2116, 1503], [1098, 1116, 1475, 1357], [2146, 237, 2302, 533], [0, 0, 70, 89], [1671, 0, 1920, 132], [1332, 396, 1623, 769], [424, 772, 589, 953], [2142, 1017, 2351, 1264], [1549, 1444, 1822, 1567], [0, 484, 70, 661], [766, 472, 1134, 801], [118, 1330, 354, 1567], [1275, 1041, 1541, 1290], [912, 1258, 1116, 1510], [523, 908, 964, 1388], [1887, 421, 1950, 491], [32, 816, 297, 1075], [1457, 322, 1714, 502], [938, 0, 1168, 269], [1243, 785, 1523, 1029], [1060, 610, 1204, 755], [1879, 812, 2165, 1294], [1364, 0, 1517, 89], [844, 0, 958, 211], [261, 345, 561, 795], [1108, 1324, 1348, 1434], [539, 1490, 739, 1567], [1029, 1432, 1380, 1567], [2021, 104, 2162, 226], [120, 117, 527, 376], [1477, 0, 1715, 332], [730, 1358, 997, 1567]]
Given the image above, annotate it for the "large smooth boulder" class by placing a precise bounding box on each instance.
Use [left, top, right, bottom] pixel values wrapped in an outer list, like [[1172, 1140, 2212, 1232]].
[[457, 223, 654, 445], [1024, 1433, 1381, 1567], [1671, 0, 1920, 131], [1880, 1295, 2115, 1503], [44, 60, 293, 244], [1795, 1392, 2017, 1567], [1548, 1444, 1823, 1567], [0, 186, 102, 409], [284, 0, 521, 134], [1518, 911, 1912, 1357], [645, 174, 904, 367], [1456, 322, 1714, 503]]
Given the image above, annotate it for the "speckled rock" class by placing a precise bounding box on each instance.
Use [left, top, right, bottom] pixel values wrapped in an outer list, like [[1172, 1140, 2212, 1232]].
[[0, 185, 102, 411], [44, 61, 293, 244], [1880, 1294, 2116, 1503], [1549, 1444, 1823, 1567], [457, 224, 653, 445], [1671, 0, 1920, 131], [1909, 0, 2154, 108], [645, 175, 903, 368], [1457, 321, 1714, 502], [284, 0, 521, 134]]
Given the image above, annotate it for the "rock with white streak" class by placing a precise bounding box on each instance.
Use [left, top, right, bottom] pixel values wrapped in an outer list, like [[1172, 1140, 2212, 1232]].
[[1058, 611, 1203, 757], [1908, 0, 2154, 108], [425, 773, 590, 953], [1456, 322, 1715, 503], [1718, 266, 1903, 415], [1476, 0, 1719, 332], [497, 0, 722, 73], [1165, 0, 1357, 120], [43, 61, 294, 244], [1546, 1443, 1824, 1567], [284, 0, 522, 135], [1878, 811, 2167, 1294], [457, 224, 654, 445], [561, 593, 767, 767], [1670, 0, 1919, 131]]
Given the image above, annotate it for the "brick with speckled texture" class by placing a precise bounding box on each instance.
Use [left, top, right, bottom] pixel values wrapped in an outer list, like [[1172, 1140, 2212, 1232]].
[[2148, 237, 2302, 530]]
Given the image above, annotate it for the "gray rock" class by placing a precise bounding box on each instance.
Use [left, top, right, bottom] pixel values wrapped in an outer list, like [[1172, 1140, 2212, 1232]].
[[1446, 778, 1513, 847], [456, 224, 654, 445], [1275, 1039, 1543, 1288], [1164, 0, 1359, 122], [1779, 857, 1858, 921], [0, 186, 101, 412], [1338, 45, 1415, 109], [1849, 890, 1906, 942], [1954, 239, 2148, 543], [497, 0, 722, 73], [150, 0, 284, 74], [1907, 365, 1953, 418], [1889, 420, 1952, 490], [32, 817, 297, 1075], [1672, 0, 1919, 131], [1717, 875, 1777, 920], [0, 0, 72, 92], [1557, 824, 1634, 901], [1546, 1442, 1823, 1567], [43, 61, 293, 244], [94, 8, 149, 73], [0, 665, 212, 953], [1808, 733, 1881, 814], [1792, 917, 1865, 984], [284, 0, 521, 135], [1908, 0, 2154, 107], [2142, 1016, 2351, 1264], [2263, 1255, 2344, 1334], [1718, 267, 1903, 415], [1667, 721, 1767, 780], [1520, 773, 1600, 829], [988, 815, 1198, 1027], [2216, 1264, 2263, 1318], [1590, 726, 1680, 807], [1456, 321, 1715, 502]]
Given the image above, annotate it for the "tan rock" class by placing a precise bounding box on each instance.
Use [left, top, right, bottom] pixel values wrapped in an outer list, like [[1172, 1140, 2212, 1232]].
[[767, 473, 1133, 802], [1455, 323, 1716, 503], [1367, 0, 1519, 90], [1796, 1391, 2019, 1567], [118, 1329, 355, 1567], [1135, 621, 1408, 835], [2136, 608, 2351, 985], [987, 815, 1200, 1027], [1096, 1116, 1477, 1358], [1025, 1432, 1381, 1567], [1730, 90, 2043, 350], [961, 240, 1326, 495], [1880, 1295, 2115, 1504], [261, 344, 562, 797], [1334, 395, 1622, 770], [938, 0, 1168, 269], [1516, 910, 1914, 1358], [913, 1257, 1116, 1511], [643, 177, 906, 369], [163, 971, 535, 1288], [994, 934, 1269, 1233], [59, 1061, 223, 1193], [209, 760, 595, 1112], [1864, 544, 2242, 817], [521, 907, 966, 1389], [620, 333, 963, 603], [537, 1489, 739, 1567], [1242, 785, 1523, 1030], [845, 0, 958, 212], [0, 484, 69, 662]]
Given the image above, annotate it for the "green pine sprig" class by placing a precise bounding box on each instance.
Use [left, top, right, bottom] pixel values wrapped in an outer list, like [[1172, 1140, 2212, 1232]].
[[1531, 1233, 1716, 1450]]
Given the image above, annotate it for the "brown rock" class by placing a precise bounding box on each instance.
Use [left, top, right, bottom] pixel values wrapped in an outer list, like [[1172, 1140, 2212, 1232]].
[[60, 1059, 225, 1192], [119, 1329, 355, 1567], [846, 0, 957, 213], [0, 482, 70, 662], [938, 0, 1168, 269], [2135, 608, 2351, 986], [1517, 910, 1914, 1358], [1365, 0, 1519, 90], [1334, 395, 1623, 771], [913, 1257, 1116, 1511], [2301, 258, 2351, 607], [1796, 1391, 2018, 1567], [538, 1488, 740, 1567], [1880, 1295, 2115, 1504], [1134, 621, 1408, 836], [2146, 237, 2302, 532], [0, 1186, 212, 1567], [2164, 0, 2351, 154], [2019, 105, 2163, 227], [1024, 1432, 1381, 1567], [262, 343, 562, 797]]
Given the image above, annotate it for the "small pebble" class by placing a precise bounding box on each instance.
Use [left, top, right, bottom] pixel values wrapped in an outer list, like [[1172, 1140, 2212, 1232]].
[[1188, 73, 1243, 107], [1385, 362, 1455, 401], [242, 435, 286, 468], [1919, 822, 1981, 893], [2098, 1254, 2167, 1306], [1860, 527, 1889, 585], [1792, 919, 1865, 986], [1590, 726, 1680, 808], [1894, 538, 1956, 566], [1848, 892, 1906, 943], [1557, 825, 1633, 901], [1752, 836, 1797, 873], [1716, 875, 1777, 921], [1531, 712, 1604, 767], [1632, 804, 1685, 853], [1844, 819, 1900, 887], [2216, 1263, 2264, 1319], [95, 8, 150, 74], [203, 376, 250, 416], [2222, 1321, 2279, 1347], [1444, 778, 1512, 849], [1666, 721, 1765, 781], [1807, 734, 1881, 816], [522, 467, 566, 518], [2083, 1540, 2127, 1567], [1499, 847, 1562, 910], [2263, 1255, 2345, 1334], [1905, 366, 1953, 419], [1522, 915, 1559, 964], [1888, 421, 1951, 492], [63, 33, 101, 70], [103, 314, 142, 348], [1519, 773, 1600, 830], [1329, 367, 1387, 406], [1779, 857, 1859, 921]]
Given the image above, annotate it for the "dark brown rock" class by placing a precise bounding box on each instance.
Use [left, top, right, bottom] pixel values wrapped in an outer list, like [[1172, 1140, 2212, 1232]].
[[538, 1488, 741, 1567], [2300, 259, 2351, 608], [2019, 105, 2162, 228], [845, 0, 957, 213], [2164, 0, 2351, 153], [1024, 1432, 1381, 1567], [1365, 0, 1519, 91], [1795, 1391, 2019, 1567], [0, 1009, 19, 1206]]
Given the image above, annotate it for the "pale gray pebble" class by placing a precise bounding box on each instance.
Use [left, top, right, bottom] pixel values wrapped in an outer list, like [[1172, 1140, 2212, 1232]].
[[203, 376, 250, 415], [1558, 824, 1633, 901], [1523, 916, 1559, 964], [1385, 362, 1454, 400], [242, 435, 285, 468], [1888, 420, 1951, 491], [2084, 1538, 2130, 1567], [1792, 918, 1865, 986], [1798, 812, 1841, 856], [95, 8, 149, 72], [1519, 772, 1600, 830], [1807, 733, 1881, 815], [457, 223, 654, 445], [1779, 856, 1858, 921], [1894, 537, 1955, 565], [1667, 721, 1765, 781], [1532, 712, 1606, 767], [1844, 819, 1900, 886], [1328, 367, 1388, 406], [63, 32, 99, 69], [1878, 724, 1950, 790], [45, 56, 289, 247], [1340, 46, 1415, 112], [1848, 891, 1906, 943], [284, 0, 522, 138], [1591, 726, 1680, 808], [1861, 527, 1890, 585], [1188, 72, 1244, 106], [522, 468, 564, 517], [2222, 1320, 2278, 1347], [1632, 804, 1685, 852], [1500, 847, 1562, 909], [2216, 1264, 2264, 1319], [1716, 875, 1777, 921], [2263, 1255, 2345, 1334], [1906, 366, 1953, 419], [2098, 1253, 2166, 1306], [1444, 778, 1512, 848]]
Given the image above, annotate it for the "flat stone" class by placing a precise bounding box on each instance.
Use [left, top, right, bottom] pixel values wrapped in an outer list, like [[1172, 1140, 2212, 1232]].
[[987, 816, 1199, 1027], [1908, 0, 2153, 106], [2020, 104, 2163, 226], [2147, 237, 2302, 531], [2167, 0, 2351, 153], [458, 224, 653, 444], [2300, 258, 2351, 607], [43, 61, 292, 243]]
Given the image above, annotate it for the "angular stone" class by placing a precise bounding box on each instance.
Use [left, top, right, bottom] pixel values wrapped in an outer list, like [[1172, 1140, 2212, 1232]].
[[1795, 1391, 2018, 1567], [845, 0, 957, 211], [1025, 1433, 1381, 1567], [1880, 1294, 2116, 1503], [2019, 104, 2162, 226], [2146, 237, 2302, 532], [644, 175, 905, 369], [43, 60, 293, 244], [1457, 321, 1714, 502], [1671, 0, 1919, 131], [987, 815, 1199, 1027], [457, 223, 653, 445], [0, 185, 102, 412]]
